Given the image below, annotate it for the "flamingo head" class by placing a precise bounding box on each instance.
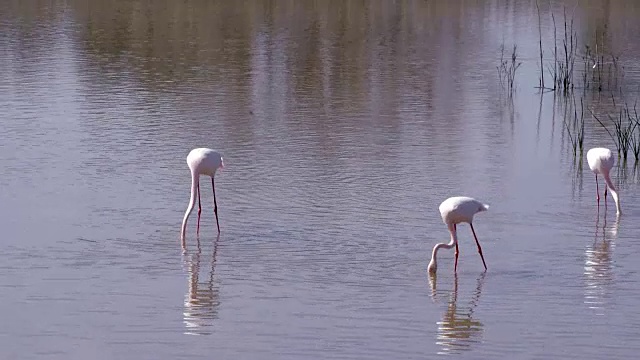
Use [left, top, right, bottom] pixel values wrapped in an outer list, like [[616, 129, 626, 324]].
[[427, 259, 437, 274]]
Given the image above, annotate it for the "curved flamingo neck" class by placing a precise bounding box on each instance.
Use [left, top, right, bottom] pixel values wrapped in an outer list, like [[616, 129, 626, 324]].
[[181, 171, 200, 241], [428, 225, 458, 272], [602, 172, 621, 215]]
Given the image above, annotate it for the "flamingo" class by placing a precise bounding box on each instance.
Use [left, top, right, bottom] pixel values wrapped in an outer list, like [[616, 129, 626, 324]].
[[586, 147, 621, 215], [428, 196, 489, 274], [180, 148, 224, 243]]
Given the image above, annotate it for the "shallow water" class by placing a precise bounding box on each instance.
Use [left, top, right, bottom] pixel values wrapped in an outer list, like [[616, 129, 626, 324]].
[[2, 1, 640, 359]]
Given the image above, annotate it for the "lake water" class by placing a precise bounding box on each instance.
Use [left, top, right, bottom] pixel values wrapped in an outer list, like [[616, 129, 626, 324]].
[[2, 1, 640, 359]]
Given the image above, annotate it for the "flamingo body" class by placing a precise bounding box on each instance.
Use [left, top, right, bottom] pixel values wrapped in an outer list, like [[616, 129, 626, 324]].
[[187, 148, 224, 177], [587, 147, 614, 174], [428, 196, 489, 274], [439, 196, 490, 225], [586, 147, 620, 215], [180, 148, 224, 245]]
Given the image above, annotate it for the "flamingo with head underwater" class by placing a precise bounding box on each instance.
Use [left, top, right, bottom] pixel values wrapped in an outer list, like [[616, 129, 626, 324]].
[[586, 147, 621, 215], [428, 196, 489, 274], [180, 148, 224, 244]]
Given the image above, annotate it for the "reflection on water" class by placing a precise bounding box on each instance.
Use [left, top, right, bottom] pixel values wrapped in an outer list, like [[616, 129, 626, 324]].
[[182, 235, 221, 336], [3, 0, 640, 358], [429, 273, 485, 355], [583, 210, 619, 315]]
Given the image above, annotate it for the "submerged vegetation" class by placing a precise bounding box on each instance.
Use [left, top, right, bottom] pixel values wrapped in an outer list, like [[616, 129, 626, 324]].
[[500, 4, 625, 94], [533, 4, 624, 94], [590, 101, 640, 164], [561, 95, 585, 157], [497, 44, 521, 97], [501, 1, 636, 168], [558, 91, 640, 167]]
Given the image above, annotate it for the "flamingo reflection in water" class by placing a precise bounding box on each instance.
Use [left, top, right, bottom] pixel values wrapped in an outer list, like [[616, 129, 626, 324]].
[[182, 234, 221, 335], [584, 208, 619, 315], [429, 272, 486, 355]]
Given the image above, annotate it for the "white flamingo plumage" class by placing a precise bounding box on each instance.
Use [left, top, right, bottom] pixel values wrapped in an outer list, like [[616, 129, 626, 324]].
[[586, 147, 621, 215], [180, 148, 224, 244], [428, 196, 489, 274]]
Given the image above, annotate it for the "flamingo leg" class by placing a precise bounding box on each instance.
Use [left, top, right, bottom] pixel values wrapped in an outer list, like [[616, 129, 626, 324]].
[[454, 241, 459, 273], [453, 224, 459, 273], [595, 174, 600, 205], [196, 183, 202, 236], [470, 223, 487, 271], [212, 177, 220, 233]]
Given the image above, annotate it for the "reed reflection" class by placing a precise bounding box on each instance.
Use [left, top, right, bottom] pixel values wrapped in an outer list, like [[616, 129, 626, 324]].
[[429, 272, 485, 355], [584, 209, 619, 315], [182, 234, 221, 336]]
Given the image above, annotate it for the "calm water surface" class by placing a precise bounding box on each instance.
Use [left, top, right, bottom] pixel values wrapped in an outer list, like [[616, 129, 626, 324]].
[[2, 1, 640, 359]]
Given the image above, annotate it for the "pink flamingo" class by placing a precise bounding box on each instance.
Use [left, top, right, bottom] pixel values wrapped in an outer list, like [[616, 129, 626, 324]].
[[428, 196, 489, 274], [586, 147, 621, 215], [180, 148, 224, 243]]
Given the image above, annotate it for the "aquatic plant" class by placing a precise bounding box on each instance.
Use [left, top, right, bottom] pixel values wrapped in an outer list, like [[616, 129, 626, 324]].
[[551, 9, 577, 94], [562, 95, 585, 157], [590, 100, 639, 162], [626, 103, 640, 163], [497, 44, 521, 97], [536, 0, 545, 89], [536, 3, 623, 94], [582, 44, 624, 93]]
